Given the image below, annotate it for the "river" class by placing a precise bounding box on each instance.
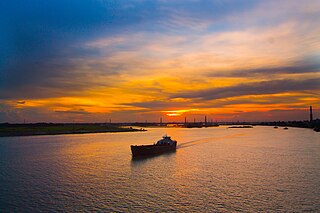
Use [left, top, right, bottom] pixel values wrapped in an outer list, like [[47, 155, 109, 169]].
[[0, 126, 319, 212]]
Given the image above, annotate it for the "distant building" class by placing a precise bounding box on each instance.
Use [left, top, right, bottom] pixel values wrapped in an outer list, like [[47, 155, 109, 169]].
[[310, 106, 313, 122]]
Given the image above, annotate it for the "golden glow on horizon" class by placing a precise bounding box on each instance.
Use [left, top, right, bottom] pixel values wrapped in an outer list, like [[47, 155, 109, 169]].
[[166, 113, 181, 117], [7, 89, 319, 122], [163, 109, 200, 117]]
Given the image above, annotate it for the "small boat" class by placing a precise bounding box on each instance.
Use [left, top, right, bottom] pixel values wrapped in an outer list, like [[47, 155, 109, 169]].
[[284, 127, 288, 130], [131, 135, 177, 157], [274, 126, 278, 129]]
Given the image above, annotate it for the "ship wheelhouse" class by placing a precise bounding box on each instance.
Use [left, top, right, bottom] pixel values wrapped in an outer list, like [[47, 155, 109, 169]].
[[156, 135, 176, 145]]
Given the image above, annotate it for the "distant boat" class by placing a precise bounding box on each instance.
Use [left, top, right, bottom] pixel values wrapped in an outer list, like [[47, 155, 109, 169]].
[[284, 127, 288, 130], [131, 135, 177, 157], [274, 126, 278, 129]]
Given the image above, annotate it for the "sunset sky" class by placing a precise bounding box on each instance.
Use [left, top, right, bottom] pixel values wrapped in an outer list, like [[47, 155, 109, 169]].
[[1, 0, 319, 123]]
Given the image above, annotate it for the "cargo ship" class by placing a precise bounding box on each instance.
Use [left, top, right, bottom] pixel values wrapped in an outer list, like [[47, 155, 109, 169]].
[[131, 135, 177, 157]]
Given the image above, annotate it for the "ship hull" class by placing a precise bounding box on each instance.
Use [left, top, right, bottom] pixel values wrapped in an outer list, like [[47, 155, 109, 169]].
[[131, 143, 176, 157]]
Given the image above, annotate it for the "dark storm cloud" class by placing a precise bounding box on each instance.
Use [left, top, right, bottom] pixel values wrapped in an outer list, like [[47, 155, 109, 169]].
[[16, 101, 26, 104], [54, 109, 90, 115], [125, 92, 317, 110], [172, 78, 320, 100], [125, 101, 191, 110], [2, 58, 161, 100], [207, 93, 319, 108], [208, 61, 320, 77]]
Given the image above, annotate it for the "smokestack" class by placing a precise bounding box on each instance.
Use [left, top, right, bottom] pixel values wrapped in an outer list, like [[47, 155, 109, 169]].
[[310, 106, 313, 122], [205, 116, 207, 125]]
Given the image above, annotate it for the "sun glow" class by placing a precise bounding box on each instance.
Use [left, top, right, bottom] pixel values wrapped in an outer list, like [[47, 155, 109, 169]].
[[163, 109, 200, 117], [166, 113, 182, 117]]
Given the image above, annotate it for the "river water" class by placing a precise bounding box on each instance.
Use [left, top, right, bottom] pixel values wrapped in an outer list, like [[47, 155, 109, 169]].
[[0, 126, 319, 212]]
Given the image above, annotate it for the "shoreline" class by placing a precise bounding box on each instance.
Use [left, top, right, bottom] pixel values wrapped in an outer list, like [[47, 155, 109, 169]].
[[0, 123, 146, 137], [0, 129, 146, 138], [1, 120, 318, 138]]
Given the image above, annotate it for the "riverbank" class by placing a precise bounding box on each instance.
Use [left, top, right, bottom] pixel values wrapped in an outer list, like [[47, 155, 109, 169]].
[[259, 120, 320, 132], [0, 123, 145, 137]]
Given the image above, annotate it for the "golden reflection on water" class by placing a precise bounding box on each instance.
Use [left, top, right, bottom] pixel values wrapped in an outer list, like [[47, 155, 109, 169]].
[[1, 127, 320, 212]]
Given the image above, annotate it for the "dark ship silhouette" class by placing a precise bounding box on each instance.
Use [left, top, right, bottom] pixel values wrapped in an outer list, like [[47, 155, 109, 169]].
[[131, 135, 177, 157]]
